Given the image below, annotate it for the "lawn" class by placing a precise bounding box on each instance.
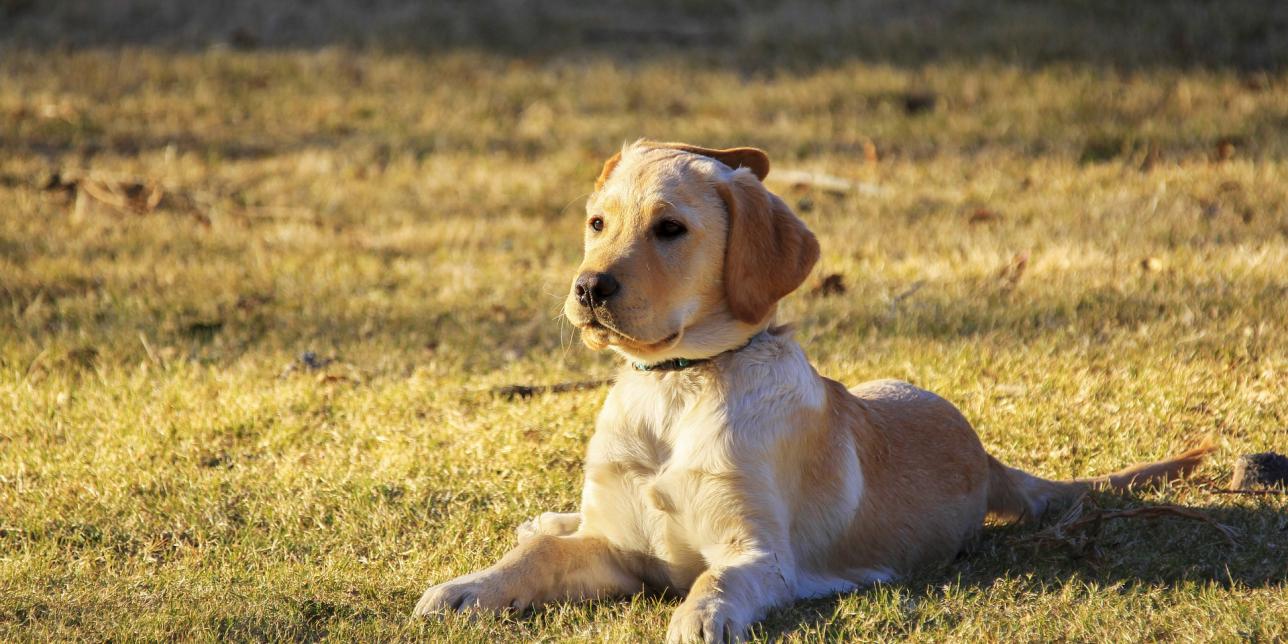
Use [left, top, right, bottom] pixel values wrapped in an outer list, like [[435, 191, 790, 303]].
[[2, 24, 1288, 642]]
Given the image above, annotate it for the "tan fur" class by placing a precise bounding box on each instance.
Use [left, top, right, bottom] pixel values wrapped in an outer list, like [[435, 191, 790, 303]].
[[986, 442, 1217, 523], [414, 141, 1211, 643], [594, 151, 622, 191], [717, 176, 820, 325]]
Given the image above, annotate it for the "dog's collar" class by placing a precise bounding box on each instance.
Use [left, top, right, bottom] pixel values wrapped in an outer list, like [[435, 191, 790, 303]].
[[633, 356, 706, 372], [631, 332, 764, 372]]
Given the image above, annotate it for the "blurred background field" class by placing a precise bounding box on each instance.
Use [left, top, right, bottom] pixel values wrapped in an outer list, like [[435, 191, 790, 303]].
[[2, 1, 1287, 641]]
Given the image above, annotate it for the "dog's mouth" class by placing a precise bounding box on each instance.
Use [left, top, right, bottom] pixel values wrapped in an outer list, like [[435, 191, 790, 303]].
[[581, 318, 681, 352]]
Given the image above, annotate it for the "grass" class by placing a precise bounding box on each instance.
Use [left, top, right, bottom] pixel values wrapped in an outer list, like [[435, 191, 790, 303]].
[[2, 42, 1288, 641]]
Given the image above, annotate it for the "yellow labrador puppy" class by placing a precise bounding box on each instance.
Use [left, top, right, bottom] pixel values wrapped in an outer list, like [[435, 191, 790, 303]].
[[415, 140, 1211, 642]]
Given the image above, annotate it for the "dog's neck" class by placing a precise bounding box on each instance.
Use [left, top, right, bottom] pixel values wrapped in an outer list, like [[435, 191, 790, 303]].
[[613, 327, 826, 420], [631, 331, 766, 372]]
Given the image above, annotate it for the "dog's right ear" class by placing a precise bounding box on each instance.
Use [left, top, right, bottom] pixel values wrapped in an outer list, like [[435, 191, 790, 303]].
[[594, 151, 623, 191]]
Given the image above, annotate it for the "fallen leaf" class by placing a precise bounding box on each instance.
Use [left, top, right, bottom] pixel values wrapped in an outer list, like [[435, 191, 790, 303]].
[[863, 140, 879, 166], [811, 273, 846, 298], [968, 208, 1000, 225], [1214, 139, 1236, 162]]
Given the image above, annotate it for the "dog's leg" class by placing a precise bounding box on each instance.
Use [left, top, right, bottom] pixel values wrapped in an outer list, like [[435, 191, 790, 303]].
[[516, 511, 582, 542], [665, 548, 794, 644], [413, 533, 637, 616]]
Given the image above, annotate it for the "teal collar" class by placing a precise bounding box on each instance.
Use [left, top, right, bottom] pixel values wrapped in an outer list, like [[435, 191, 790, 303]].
[[633, 356, 706, 372], [631, 332, 764, 373]]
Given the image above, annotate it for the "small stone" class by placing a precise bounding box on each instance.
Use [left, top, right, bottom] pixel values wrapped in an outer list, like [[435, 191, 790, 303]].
[[300, 351, 323, 370]]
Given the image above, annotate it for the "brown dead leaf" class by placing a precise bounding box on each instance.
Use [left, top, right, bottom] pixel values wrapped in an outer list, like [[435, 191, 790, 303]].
[[863, 140, 879, 166], [1214, 139, 1236, 162], [968, 208, 1000, 225], [811, 273, 846, 298]]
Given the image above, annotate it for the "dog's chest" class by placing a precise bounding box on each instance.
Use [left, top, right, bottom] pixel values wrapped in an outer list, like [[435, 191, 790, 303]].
[[581, 375, 733, 587]]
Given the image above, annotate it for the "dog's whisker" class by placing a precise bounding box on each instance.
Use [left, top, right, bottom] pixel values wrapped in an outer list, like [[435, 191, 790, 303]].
[[558, 191, 593, 220]]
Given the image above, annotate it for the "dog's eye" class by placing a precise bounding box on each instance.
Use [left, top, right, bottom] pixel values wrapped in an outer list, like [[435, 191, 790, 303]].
[[654, 219, 687, 240], [589, 216, 604, 232]]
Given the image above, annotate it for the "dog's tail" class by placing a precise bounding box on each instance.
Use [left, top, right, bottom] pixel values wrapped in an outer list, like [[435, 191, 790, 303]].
[[985, 442, 1215, 523]]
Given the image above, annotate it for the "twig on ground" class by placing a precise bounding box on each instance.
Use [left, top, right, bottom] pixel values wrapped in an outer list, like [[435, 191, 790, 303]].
[[1090, 505, 1240, 545], [888, 280, 926, 316], [492, 379, 612, 400], [1210, 488, 1288, 496], [1014, 494, 1239, 558], [769, 170, 887, 196]]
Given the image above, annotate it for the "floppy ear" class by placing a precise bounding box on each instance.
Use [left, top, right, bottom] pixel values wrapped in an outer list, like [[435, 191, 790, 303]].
[[717, 169, 820, 325], [594, 151, 622, 191], [651, 142, 770, 181]]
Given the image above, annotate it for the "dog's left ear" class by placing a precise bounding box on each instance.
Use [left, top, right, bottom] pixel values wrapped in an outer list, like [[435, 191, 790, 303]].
[[652, 142, 770, 181], [717, 168, 820, 325]]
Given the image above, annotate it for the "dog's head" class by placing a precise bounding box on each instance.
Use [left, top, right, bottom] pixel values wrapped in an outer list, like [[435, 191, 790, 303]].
[[564, 140, 819, 364]]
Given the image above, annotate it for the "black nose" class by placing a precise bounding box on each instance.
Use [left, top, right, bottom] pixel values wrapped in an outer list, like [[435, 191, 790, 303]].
[[575, 272, 620, 307]]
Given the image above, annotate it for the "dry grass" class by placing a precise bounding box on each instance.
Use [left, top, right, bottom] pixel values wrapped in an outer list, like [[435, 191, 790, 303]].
[[2, 38, 1288, 641]]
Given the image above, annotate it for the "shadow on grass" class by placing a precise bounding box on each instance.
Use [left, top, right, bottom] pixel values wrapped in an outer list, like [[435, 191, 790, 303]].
[[406, 494, 1286, 639], [1, 1, 1285, 71], [759, 493, 1288, 639]]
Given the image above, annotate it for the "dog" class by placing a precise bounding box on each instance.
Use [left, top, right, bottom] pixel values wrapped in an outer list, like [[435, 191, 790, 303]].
[[414, 140, 1212, 642]]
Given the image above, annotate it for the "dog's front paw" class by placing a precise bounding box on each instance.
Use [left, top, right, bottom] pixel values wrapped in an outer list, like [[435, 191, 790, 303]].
[[413, 570, 527, 617], [666, 596, 748, 644]]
